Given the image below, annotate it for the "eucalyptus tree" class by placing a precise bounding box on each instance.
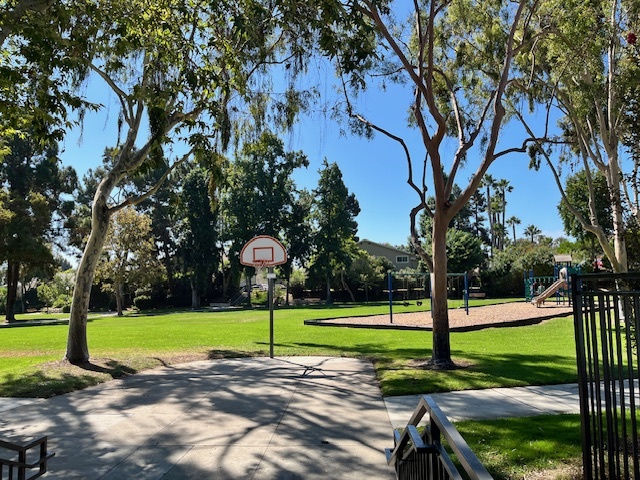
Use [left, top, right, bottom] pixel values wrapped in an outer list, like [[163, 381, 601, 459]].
[[322, 0, 545, 366], [0, 0, 92, 156], [64, 0, 317, 363], [516, 0, 639, 273]]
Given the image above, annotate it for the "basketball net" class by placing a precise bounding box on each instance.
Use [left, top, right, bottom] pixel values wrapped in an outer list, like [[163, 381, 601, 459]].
[[254, 260, 271, 283]]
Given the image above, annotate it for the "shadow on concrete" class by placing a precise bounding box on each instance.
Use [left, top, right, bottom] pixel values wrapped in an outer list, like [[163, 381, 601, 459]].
[[0, 357, 395, 479]]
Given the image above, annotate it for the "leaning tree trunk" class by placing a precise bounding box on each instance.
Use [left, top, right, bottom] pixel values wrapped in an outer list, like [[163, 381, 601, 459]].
[[341, 270, 356, 302], [430, 215, 453, 368], [5, 260, 20, 323], [66, 183, 112, 364]]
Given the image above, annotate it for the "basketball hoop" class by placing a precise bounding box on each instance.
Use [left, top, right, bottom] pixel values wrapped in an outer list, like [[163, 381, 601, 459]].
[[240, 235, 288, 268], [239, 236, 288, 360]]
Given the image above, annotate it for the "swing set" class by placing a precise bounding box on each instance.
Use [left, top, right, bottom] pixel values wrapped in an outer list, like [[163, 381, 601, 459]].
[[385, 271, 470, 323]]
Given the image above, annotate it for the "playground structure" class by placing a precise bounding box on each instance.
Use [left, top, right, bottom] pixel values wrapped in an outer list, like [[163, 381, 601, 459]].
[[525, 254, 580, 307], [386, 271, 470, 322]]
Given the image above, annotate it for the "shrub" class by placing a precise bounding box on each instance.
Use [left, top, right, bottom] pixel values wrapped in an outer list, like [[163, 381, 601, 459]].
[[0, 287, 6, 315], [134, 295, 154, 310]]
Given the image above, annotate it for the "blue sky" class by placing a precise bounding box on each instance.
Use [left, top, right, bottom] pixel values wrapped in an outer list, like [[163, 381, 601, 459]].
[[59, 72, 567, 249]]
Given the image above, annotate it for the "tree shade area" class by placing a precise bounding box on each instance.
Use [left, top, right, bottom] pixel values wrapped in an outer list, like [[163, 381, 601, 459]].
[[1, 0, 638, 366]]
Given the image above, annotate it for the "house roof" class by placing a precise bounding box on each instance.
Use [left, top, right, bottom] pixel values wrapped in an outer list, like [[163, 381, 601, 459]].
[[358, 239, 416, 258]]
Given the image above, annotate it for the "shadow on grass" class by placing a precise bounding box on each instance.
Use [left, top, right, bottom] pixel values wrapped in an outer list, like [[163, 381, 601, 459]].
[[77, 360, 137, 376], [0, 360, 138, 398], [455, 414, 583, 480], [284, 341, 578, 395], [207, 349, 260, 359]]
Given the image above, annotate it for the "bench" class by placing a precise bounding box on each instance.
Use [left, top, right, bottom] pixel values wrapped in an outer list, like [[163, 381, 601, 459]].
[[293, 298, 323, 306], [0, 436, 55, 480], [468, 292, 486, 298]]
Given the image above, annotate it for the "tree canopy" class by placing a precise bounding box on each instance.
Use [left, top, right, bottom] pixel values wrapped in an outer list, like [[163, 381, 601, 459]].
[[308, 160, 360, 304], [0, 134, 76, 321]]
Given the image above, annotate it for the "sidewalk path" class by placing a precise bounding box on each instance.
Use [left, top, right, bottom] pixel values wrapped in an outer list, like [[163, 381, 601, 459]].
[[384, 383, 581, 428], [0, 357, 395, 480]]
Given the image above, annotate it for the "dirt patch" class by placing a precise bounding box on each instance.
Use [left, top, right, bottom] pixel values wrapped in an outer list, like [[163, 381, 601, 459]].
[[305, 302, 573, 331]]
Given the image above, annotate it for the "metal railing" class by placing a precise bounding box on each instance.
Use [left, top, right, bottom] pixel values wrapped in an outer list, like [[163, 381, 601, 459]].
[[0, 436, 54, 480], [386, 395, 493, 480], [229, 290, 249, 306], [572, 272, 640, 480]]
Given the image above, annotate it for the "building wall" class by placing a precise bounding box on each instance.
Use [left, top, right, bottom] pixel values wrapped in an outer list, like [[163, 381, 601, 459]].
[[358, 239, 420, 271]]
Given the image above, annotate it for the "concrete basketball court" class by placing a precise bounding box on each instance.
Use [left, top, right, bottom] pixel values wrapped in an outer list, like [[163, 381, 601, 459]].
[[0, 357, 395, 479]]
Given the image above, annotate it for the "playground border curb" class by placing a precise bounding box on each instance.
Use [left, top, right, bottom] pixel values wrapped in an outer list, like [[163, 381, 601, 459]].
[[303, 311, 570, 332]]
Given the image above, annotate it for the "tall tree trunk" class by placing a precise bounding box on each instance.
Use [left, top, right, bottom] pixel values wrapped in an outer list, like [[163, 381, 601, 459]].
[[608, 160, 628, 273], [431, 214, 453, 367], [245, 271, 252, 308], [160, 234, 175, 295], [5, 260, 20, 323], [115, 282, 124, 316], [190, 278, 200, 309], [325, 273, 332, 305], [66, 181, 113, 364], [486, 185, 494, 257], [284, 264, 291, 306]]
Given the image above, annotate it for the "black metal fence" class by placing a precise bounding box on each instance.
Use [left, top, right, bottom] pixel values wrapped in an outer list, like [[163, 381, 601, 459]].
[[572, 272, 640, 479], [0, 435, 54, 480], [386, 395, 493, 480]]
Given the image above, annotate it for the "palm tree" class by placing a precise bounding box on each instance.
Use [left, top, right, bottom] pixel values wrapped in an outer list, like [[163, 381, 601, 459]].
[[468, 190, 488, 243], [481, 174, 495, 255], [506, 216, 521, 243], [493, 223, 507, 251], [524, 224, 541, 243], [495, 178, 513, 229]]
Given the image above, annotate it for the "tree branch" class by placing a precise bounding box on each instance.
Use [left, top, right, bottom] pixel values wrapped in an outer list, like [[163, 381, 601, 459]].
[[110, 148, 194, 213]]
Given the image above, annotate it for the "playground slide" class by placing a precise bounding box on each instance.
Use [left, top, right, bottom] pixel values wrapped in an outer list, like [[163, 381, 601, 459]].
[[531, 279, 567, 307]]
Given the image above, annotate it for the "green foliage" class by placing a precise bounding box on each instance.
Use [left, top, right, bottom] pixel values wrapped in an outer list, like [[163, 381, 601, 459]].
[[0, 0, 96, 148], [174, 168, 219, 307], [95, 207, 165, 313], [446, 229, 485, 273], [344, 249, 392, 301], [308, 160, 360, 300], [0, 135, 77, 319], [35, 269, 74, 312], [221, 132, 310, 295], [133, 295, 153, 310], [483, 242, 555, 296], [0, 287, 6, 314], [558, 170, 613, 241]]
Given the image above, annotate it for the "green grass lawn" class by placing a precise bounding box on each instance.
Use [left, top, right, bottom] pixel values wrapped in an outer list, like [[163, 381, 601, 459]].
[[0, 300, 577, 398], [454, 414, 583, 479], [1, 301, 585, 478]]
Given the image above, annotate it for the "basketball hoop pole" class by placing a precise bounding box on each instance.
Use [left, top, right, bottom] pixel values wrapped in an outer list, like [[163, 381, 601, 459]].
[[268, 266, 274, 358], [239, 235, 287, 359]]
